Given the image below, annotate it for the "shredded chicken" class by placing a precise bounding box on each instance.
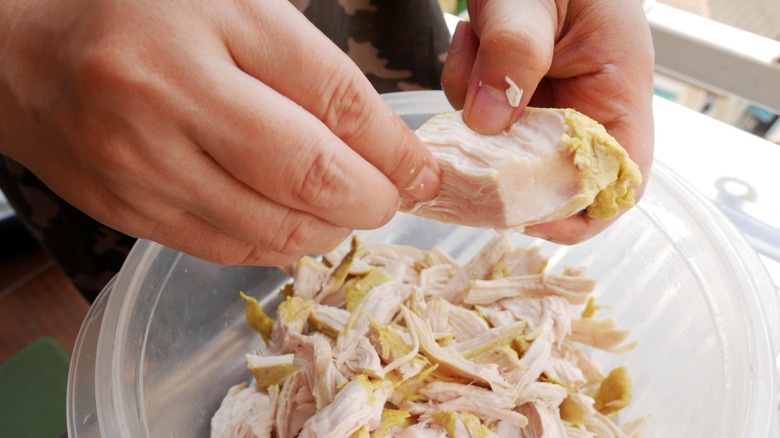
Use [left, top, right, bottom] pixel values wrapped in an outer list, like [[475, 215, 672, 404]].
[[213, 234, 645, 437], [211, 383, 279, 438]]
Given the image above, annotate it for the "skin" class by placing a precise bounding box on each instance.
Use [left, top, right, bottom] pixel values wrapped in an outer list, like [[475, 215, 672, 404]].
[[0, 0, 440, 266], [443, 0, 655, 244], [0, 0, 653, 269]]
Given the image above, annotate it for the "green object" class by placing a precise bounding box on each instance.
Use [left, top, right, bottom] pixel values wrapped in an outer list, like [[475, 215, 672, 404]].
[[0, 337, 70, 438]]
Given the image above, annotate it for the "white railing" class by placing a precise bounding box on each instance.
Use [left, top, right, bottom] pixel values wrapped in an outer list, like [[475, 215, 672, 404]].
[[647, 3, 780, 114]]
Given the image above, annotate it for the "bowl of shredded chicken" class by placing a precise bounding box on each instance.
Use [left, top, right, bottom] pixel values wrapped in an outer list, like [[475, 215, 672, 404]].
[[211, 232, 645, 438], [66, 91, 779, 438]]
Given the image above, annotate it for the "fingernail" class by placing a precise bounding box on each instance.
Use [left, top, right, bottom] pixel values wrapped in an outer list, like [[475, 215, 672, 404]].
[[402, 164, 440, 201], [523, 228, 551, 241], [467, 83, 514, 134]]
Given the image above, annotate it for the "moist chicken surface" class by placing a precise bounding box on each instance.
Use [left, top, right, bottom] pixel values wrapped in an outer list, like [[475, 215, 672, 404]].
[[401, 109, 642, 231], [211, 234, 645, 438]]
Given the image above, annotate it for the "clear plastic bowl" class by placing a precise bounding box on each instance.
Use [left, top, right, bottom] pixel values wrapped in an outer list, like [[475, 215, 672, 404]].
[[67, 91, 780, 437]]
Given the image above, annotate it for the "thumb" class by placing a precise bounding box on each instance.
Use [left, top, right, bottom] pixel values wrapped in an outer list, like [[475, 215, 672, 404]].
[[463, 0, 559, 134]]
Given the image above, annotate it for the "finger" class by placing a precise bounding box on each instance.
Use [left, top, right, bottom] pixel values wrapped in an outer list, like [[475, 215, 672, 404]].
[[522, 77, 653, 245], [54, 83, 355, 261], [463, 0, 559, 134], [71, 121, 353, 260], [441, 20, 479, 110], [147, 210, 309, 267], [185, 70, 401, 231], [524, 214, 614, 245], [59, 155, 341, 266], [220, 0, 440, 202], [521, 0, 652, 244], [546, 0, 656, 185], [155, 144, 355, 257], [150, 13, 402, 232], [522, 83, 653, 245], [65, 162, 315, 266], [110, 191, 312, 266]]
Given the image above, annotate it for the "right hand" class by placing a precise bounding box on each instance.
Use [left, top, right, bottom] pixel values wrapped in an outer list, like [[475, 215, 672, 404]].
[[440, 0, 655, 244], [0, 0, 440, 266]]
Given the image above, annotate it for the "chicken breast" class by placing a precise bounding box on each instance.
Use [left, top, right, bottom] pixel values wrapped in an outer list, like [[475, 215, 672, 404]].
[[401, 109, 642, 231]]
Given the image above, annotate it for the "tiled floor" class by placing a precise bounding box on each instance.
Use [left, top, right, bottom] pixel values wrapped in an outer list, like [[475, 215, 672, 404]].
[[0, 247, 89, 364]]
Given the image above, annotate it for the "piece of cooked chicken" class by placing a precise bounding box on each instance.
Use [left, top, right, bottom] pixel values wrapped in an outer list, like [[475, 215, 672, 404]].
[[210, 383, 278, 438], [401, 109, 642, 231]]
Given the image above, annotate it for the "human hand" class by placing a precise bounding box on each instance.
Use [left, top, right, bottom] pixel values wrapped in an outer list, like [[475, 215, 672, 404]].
[[0, 0, 440, 266], [441, 0, 654, 244]]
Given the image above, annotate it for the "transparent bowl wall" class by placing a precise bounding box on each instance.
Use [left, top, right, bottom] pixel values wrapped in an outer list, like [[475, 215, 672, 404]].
[[68, 91, 780, 437]]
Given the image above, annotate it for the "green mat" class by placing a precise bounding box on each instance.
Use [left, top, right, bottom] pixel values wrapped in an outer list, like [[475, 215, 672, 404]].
[[0, 337, 70, 438]]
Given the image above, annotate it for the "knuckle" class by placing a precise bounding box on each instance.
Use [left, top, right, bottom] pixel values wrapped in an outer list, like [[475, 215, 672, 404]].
[[239, 246, 300, 268], [71, 37, 137, 95], [269, 216, 310, 255], [384, 135, 421, 186], [317, 66, 373, 141], [68, 27, 169, 114], [487, 27, 552, 72], [95, 137, 142, 173], [65, 43, 165, 171], [267, 213, 350, 256], [292, 148, 396, 230], [293, 146, 345, 210]]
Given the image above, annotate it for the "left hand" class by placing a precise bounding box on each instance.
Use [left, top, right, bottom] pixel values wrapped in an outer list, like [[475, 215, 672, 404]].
[[441, 0, 655, 244]]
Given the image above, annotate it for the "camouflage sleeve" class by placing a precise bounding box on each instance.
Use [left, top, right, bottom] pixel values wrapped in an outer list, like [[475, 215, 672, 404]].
[[292, 0, 451, 93], [0, 1, 452, 302], [0, 156, 136, 302]]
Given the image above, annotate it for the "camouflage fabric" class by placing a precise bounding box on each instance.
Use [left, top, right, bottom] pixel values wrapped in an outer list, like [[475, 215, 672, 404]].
[[0, 0, 450, 303], [293, 0, 450, 92], [0, 156, 136, 302]]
